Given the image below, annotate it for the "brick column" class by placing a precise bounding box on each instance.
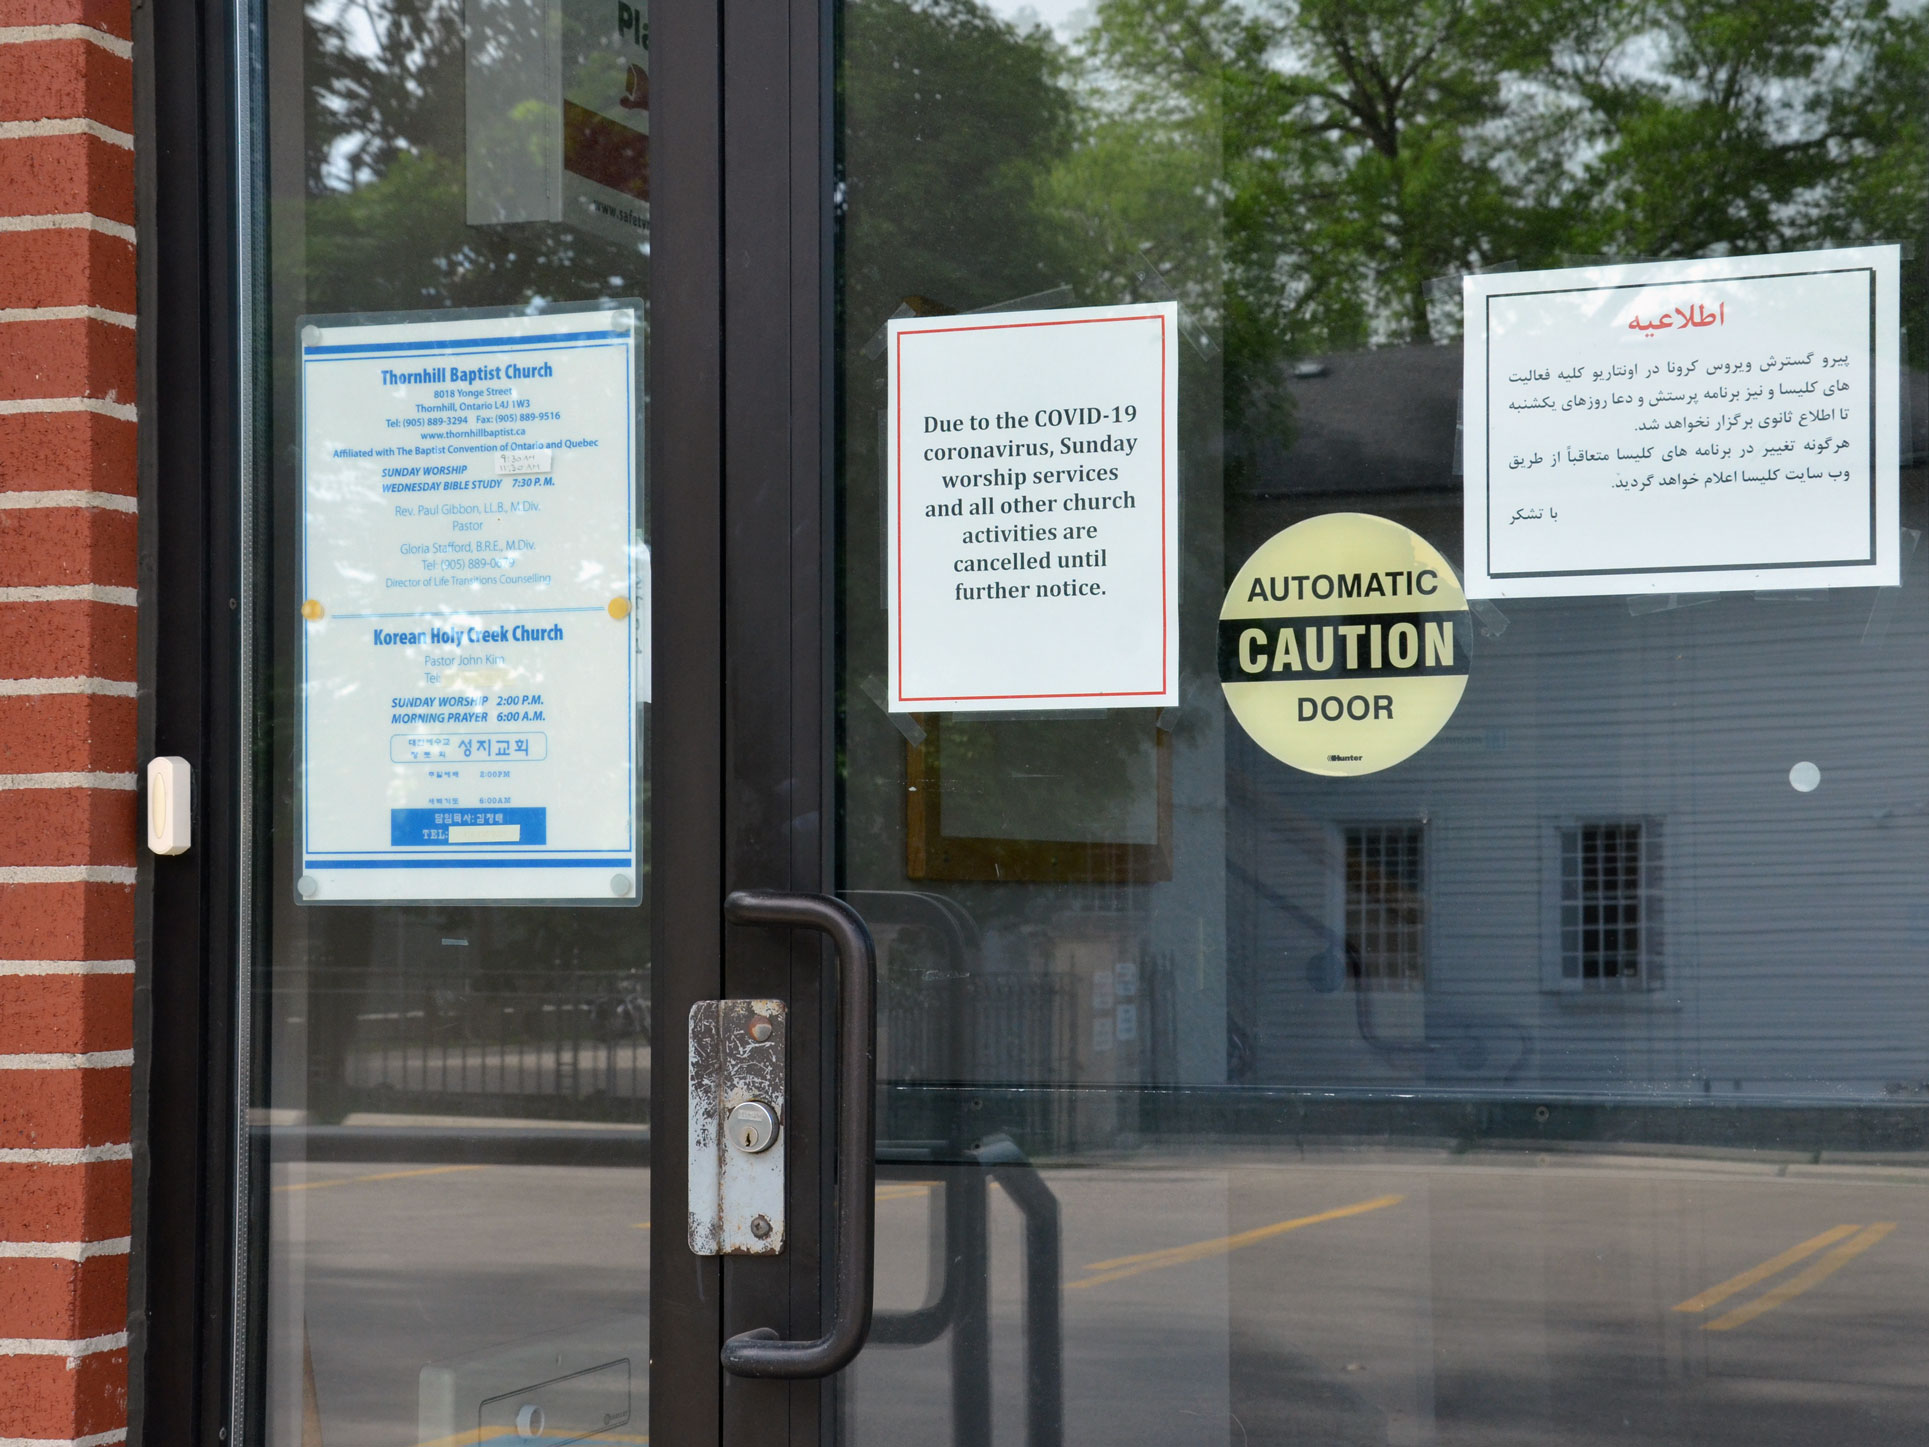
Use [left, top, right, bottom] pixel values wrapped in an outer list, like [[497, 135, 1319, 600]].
[[0, 3, 138, 1446]]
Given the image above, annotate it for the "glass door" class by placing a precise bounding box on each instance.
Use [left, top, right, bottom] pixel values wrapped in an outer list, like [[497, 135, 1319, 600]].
[[832, 2, 1929, 1444], [237, 3, 695, 1443]]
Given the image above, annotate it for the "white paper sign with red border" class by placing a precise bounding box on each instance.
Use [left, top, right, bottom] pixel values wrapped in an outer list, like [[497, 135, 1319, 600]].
[[887, 301, 1180, 713]]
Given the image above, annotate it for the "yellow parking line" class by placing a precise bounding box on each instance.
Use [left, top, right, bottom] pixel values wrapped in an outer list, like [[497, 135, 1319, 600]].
[[1070, 1193, 1405, 1290], [274, 1164, 484, 1193], [1674, 1224, 1861, 1314], [633, 1221, 651, 1229], [1704, 1223, 1897, 1332]]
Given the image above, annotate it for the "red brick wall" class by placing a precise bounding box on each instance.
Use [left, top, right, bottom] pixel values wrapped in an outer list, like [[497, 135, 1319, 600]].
[[0, 1, 137, 1444]]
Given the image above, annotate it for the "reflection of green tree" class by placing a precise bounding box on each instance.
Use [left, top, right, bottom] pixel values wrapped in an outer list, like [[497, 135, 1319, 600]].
[[1512, 0, 1873, 259], [1064, 0, 1929, 363], [300, 148, 638, 310], [1072, 0, 1514, 350], [301, 0, 643, 314], [1823, 5, 1929, 361], [305, 0, 466, 187], [840, 0, 1081, 331], [314, 0, 1929, 385]]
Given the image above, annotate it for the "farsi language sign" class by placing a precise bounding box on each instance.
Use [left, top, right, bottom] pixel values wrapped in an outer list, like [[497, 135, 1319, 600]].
[[886, 302, 1180, 712], [1463, 246, 1900, 598]]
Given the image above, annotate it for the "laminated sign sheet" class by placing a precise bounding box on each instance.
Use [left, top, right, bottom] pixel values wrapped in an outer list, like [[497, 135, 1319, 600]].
[[887, 302, 1180, 712], [1463, 245, 1901, 598], [298, 306, 642, 903]]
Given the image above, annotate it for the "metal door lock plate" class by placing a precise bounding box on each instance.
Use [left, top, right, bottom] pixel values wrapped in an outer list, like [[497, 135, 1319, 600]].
[[688, 998, 786, 1255]]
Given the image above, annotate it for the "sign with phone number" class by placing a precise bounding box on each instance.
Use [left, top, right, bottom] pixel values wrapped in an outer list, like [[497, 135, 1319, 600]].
[[297, 305, 643, 903]]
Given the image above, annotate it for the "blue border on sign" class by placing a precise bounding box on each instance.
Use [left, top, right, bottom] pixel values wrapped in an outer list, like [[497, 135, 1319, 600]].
[[298, 307, 640, 897]]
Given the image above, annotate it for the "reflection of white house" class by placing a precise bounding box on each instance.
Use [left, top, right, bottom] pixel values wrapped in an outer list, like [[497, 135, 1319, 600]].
[[1227, 343, 1929, 1101]]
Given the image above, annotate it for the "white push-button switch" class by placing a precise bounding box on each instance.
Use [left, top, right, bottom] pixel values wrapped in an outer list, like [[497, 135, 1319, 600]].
[[146, 756, 192, 856]]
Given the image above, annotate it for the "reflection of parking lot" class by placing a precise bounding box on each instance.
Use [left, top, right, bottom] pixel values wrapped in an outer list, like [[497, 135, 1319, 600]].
[[279, 1160, 651, 1447], [284, 1148, 1925, 1447], [860, 1150, 1926, 1447]]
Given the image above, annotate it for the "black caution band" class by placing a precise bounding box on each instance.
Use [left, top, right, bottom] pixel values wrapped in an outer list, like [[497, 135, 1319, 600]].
[[1217, 611, 1471, 683]]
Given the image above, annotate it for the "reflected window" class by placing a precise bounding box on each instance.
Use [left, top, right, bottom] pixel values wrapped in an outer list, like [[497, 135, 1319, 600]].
[[1343, 823, 1426, 991], [1553, 820, 1663, 991]]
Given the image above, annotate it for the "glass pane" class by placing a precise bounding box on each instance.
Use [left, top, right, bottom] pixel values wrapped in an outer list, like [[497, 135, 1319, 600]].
[[837, 1, 1929, 1442], [247, 2, 652, 1442]]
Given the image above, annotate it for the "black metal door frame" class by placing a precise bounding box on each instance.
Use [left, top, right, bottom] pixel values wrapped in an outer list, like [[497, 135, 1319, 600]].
[[645, 0, 730, 1437], [132, 0, 840, 1443], [690, 0, 840, 1443], [131, 0, 245, 1438]]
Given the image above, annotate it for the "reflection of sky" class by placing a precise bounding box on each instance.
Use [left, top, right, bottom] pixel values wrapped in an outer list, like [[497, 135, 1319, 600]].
[[983, 0, 1094, 40], [308, 0, 381, 190]]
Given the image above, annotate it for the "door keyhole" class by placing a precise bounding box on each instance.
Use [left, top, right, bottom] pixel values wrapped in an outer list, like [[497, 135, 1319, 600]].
[[725, 1099, 779, 1154]]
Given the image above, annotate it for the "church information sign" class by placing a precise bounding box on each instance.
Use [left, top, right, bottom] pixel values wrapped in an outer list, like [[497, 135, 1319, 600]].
[[297, 305, 641, 903], [1463, 246, 1900, 598], [886, 301, 1180, 713]]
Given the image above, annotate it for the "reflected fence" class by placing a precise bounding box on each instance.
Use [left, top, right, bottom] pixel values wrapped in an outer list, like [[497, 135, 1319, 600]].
[[880, 972, 1077, 1084], [878, 960, 1180, 1086], [294, 932, 1179, 1126], [301, 965, 651, 1122]]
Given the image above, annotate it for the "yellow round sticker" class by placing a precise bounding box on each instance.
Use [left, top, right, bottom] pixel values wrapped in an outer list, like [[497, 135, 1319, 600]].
[[1219, 513, 1470, 777]]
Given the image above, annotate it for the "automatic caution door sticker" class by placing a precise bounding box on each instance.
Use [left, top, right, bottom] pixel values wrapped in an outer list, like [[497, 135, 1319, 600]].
[[1219, 513, 1470, 777]]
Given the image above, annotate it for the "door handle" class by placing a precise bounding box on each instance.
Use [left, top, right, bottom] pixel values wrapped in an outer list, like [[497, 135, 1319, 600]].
[[718, 889, 877, 1378]]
